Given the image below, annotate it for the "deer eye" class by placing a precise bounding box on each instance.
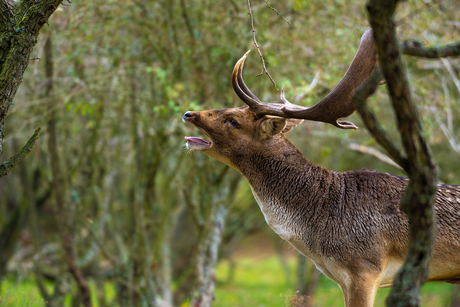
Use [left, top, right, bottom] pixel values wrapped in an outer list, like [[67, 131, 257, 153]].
[[229, 118, 240, 128]]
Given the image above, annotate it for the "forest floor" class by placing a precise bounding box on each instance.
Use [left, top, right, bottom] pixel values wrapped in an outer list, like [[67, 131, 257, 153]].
[[0, 231, 454, 306], [213, 232, 454, 307]]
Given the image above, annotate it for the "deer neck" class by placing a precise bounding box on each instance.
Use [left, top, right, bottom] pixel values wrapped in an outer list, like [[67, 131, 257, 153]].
[[234, 135, 341, 253], [236, 135, 338, 210]]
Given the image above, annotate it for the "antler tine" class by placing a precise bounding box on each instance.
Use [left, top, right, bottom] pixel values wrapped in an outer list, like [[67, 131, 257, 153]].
[[232, 51, 286, 117], [232, 28, 377, 128], [281, 28, 377, 129], [232, 51, 259, 103], [232, 51, 261, 107]]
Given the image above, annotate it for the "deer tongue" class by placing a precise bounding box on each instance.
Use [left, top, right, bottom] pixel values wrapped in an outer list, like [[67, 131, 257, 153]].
[[185, 137, 210, 145]]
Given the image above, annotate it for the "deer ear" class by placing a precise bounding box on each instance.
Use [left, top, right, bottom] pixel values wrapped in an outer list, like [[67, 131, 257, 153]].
[[261, 116, 287, 138], [282, 119, 303, 134]]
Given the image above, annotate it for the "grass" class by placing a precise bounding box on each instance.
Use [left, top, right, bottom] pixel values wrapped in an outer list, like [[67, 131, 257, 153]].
[[0, 256, 455, 306], [213, 256, 454, 307], [0, 279, 46, 307], [0, 278, 116, 307]]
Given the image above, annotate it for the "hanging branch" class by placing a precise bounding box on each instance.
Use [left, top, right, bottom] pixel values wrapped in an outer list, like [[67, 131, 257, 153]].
[[262, 0, 290, 25], [247, 0, 287, 90], [245, 0, 291, 89]]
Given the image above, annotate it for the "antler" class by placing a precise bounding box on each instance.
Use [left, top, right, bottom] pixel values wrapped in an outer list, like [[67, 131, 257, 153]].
[[232, 27, 377, 129]]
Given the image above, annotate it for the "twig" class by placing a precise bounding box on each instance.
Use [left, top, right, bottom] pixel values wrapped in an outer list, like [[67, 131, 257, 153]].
[[348, 143, 404, 171], [262, 0, 290, 25], [85, 223, 118, 266], [395, 2, 433, 27], [0, 127, 41, 178], [247, 0, 278, 89], [441, 77, 453, 132], [441, 58, 460, 94], [446, 21, 460, 28], [294, 70, 320, 102], [421, 32, 460, 94], [429, 106, 460, 153]]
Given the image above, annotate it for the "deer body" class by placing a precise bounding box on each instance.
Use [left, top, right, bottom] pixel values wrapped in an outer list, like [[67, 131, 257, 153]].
[[183, 29, 460, 306], [184, 105, 460, 306], [240, 132, 460, 286]]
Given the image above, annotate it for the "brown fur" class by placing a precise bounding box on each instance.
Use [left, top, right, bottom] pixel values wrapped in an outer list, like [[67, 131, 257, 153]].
[[183, 106, 460, 307]]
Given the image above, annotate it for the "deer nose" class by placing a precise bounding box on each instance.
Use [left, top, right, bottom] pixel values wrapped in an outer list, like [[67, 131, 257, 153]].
[[183, 112, 194, 121]]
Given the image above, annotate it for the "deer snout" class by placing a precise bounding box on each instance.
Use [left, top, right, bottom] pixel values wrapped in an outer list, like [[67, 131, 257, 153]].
[[183, 111, 194, 122]]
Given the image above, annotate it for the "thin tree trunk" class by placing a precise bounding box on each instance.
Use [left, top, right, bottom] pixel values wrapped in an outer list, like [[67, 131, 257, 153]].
[[44, 34, 93, 307], [451, 285, 460, 307], [191, 205, 227, 307], [270, 230, 291, 285], [296, 255, 320, 307]]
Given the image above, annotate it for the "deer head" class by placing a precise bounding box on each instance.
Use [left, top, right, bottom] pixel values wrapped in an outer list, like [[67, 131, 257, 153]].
[[183, 28, 376, 171]]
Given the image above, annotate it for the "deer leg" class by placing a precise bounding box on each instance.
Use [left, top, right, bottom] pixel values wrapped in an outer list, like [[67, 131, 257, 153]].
[[339, 284, 349, 305], [342, 275, 379, 307]]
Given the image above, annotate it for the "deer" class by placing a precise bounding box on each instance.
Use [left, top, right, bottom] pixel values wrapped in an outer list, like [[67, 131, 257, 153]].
[[182, 28, 460, 307]]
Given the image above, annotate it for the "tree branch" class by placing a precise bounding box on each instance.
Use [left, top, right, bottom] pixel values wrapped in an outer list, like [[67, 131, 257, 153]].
[[0, 127, 41, 178], [401, 40, 460, 58], [353, 67, 409, 170]]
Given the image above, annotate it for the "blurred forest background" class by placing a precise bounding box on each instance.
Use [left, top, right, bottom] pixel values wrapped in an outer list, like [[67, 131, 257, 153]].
[[0, 0, 459, 306]]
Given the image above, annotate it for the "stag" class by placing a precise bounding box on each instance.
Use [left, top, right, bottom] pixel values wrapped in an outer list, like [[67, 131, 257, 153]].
[[182, 28, 460, 307]]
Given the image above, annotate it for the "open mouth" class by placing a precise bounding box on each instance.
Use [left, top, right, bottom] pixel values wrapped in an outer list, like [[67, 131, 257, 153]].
[[184, 136, 212, 151]]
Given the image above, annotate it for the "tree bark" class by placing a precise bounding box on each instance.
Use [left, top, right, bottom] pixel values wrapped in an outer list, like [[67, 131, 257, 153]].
[[296, 255, 320, 307], [0, 0, 63, 159], [191, 205, 227, 307], [356, 1, 439, 306]]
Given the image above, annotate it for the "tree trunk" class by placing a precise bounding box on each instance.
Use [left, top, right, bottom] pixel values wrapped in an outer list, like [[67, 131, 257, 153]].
[[295, 255, 320, 307], [0, 0, 63, 158], [451, 285, 460, 307], [0, 0, 63, 282], [354, 1, 439, 306], [191, 205, 227, 307]]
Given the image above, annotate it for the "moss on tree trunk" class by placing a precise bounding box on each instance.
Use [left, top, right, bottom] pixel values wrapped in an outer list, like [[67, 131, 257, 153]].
[[0, 0, 63, 158], [360, 1, 440, 306]]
